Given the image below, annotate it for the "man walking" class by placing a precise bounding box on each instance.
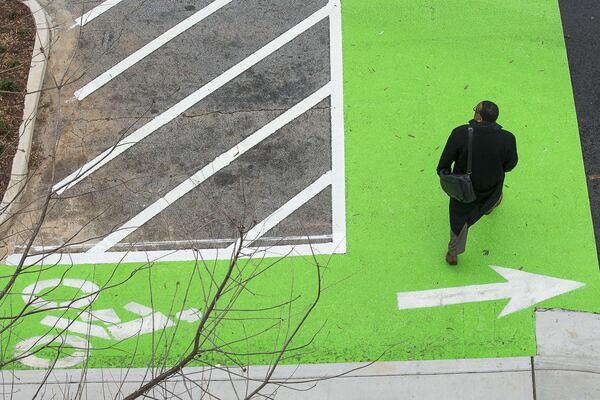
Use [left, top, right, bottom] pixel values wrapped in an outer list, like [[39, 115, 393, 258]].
[[437, 101, 518, 265]]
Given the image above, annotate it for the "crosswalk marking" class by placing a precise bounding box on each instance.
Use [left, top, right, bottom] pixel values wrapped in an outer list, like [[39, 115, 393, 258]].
[[53, 4, 332, 196], [87, 84, 331, 253], [74, 0, 234, 100], [9, 1, 346, 265]]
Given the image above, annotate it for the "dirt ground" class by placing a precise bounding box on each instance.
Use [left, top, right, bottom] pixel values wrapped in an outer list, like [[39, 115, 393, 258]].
[[0, 0, 35, 199]]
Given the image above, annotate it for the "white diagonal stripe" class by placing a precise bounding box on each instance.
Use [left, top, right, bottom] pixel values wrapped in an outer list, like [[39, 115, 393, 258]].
[[74, 0, 234, 100], [53, 4, 331, 196], [229, 171, 333, 251], [87, 84, 331, 253], [71, 0, 126, 28]]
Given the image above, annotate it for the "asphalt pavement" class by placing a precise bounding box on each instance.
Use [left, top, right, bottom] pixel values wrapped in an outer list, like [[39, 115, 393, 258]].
[[559, 0, 600, 265], [14, 0, 338, 257]]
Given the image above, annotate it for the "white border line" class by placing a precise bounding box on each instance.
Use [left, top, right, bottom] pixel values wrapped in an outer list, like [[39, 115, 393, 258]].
[[52, 4, 332, 196], [5, 242, 336, 266], [74, 0, 234, 100], [71, 0, 126, 28], [22, 234, 333, 252], [329, 0, 346, 253], [87, 85, 332, 253]]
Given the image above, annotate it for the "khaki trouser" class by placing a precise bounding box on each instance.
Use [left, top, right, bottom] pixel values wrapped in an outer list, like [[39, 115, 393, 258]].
[[448, 223, 468, 257], [447, 193, 503, 256]]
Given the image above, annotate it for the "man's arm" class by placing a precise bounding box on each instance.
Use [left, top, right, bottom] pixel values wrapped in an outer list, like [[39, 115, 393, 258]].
[[437, 128, 460, 174], [503, 133, 518, 172]]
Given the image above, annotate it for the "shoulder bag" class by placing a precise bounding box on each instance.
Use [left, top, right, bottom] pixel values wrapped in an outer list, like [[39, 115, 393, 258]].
[[439, 126, 476, 203]]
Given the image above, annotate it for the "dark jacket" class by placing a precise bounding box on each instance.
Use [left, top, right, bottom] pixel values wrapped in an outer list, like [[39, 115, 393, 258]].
[[437, 120, 518, 234]]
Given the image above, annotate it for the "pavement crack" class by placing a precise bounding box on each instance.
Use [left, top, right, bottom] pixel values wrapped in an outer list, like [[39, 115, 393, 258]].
[[66, 115, 153, 123], [65, 106, 331, 123], [181, 106, 330, 119], [531, 356, 537, 400]]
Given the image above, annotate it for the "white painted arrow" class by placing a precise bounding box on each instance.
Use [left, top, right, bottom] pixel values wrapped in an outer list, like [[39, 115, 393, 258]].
[[397, 266, 585, 318]]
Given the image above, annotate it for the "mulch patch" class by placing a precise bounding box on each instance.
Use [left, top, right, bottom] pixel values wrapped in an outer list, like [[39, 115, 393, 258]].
[[0, 0, 36, 200]]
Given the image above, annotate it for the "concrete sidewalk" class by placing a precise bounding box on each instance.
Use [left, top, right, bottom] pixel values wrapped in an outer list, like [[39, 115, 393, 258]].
[[3, 308, 600, 399]]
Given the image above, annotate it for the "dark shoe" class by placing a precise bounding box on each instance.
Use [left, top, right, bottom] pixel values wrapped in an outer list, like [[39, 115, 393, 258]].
[[446, 252, 458, 266]]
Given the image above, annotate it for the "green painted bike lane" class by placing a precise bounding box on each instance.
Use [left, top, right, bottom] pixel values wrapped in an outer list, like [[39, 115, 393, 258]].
[[3, 0, 600, 368]]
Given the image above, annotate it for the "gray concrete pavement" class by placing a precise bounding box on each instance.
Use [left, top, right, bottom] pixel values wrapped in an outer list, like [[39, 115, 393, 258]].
[[3, 359, 535, 399], [534, 309, 600, 400]]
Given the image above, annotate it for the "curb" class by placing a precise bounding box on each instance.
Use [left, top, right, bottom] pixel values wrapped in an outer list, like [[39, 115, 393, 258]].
[[0, 0, 50, 228]]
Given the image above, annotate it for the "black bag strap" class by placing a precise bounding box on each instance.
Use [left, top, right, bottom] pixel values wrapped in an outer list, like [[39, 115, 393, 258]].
[[467, 126, 473, 175]]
